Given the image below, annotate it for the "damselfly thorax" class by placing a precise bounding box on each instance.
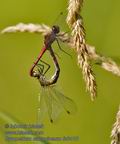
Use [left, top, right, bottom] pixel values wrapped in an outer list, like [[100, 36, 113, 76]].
[[44, 25, 60, 47]]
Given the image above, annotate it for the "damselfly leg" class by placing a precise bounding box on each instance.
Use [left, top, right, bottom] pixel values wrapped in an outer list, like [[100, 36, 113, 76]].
[[37, 59, 50, 75], [56, 38, 72, 58]]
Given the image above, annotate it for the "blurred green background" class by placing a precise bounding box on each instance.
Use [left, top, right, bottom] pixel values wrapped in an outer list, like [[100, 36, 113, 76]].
[[0, 0, 120, 144]]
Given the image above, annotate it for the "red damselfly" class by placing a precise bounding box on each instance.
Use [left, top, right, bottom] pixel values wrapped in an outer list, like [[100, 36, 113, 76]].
[[2, 23, 72, 85], [30, 25, 71, 80]]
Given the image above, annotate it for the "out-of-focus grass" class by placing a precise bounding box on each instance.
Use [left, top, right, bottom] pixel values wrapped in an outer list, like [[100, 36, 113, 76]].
[[0, 110, 49, 144]]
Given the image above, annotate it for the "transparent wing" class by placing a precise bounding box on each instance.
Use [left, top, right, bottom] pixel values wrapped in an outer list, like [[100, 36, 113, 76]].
[[1, 23, 52, 36], [51, 86, 77, 115], [47, 87, 64, 123], [38, 86, 61, 123], [43, 87, 53, 123], [38, 86, 76, 123], [37, 88, 48, 123], [38, 87, 54, 123]]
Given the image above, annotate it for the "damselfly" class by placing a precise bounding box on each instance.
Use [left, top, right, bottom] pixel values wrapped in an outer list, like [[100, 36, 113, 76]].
[[30, 25, 71, 78], [2, 23, 72, 81], [33, 66, 76, 123]]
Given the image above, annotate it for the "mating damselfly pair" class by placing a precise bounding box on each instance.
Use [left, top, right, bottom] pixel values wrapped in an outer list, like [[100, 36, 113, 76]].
[[31, 25, 76, 123], [2, 24, 76, 123]]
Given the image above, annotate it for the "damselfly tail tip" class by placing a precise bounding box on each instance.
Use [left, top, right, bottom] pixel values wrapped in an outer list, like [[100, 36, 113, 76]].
[[60, 12, 63, 15], [67, 110, 71, 114], [50, 119, 53, 123]]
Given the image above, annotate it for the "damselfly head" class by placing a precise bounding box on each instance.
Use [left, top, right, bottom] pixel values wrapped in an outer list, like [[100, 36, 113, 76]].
[[52, 25, 60, 34]]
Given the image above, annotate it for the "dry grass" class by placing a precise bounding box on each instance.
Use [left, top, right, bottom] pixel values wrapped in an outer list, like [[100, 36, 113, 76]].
[[1, 23, 52, 35], [111, 106, 120, 144], [66, 0, 97, 101], [66, 0, 83, 26], [87, 45, 120, 77]]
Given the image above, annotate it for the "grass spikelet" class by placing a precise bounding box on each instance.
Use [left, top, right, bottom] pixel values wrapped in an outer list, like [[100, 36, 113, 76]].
[[66, 0, 97, 100], [1, 23, 52, 35], [111, 106, 120, 144]]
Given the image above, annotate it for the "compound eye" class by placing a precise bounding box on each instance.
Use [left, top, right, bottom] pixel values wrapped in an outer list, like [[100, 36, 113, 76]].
[[52, 25, 60, 34], [52, 26, 56, 31]]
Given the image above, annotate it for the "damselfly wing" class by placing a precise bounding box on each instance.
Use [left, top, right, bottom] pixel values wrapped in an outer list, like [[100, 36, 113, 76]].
[[38, 86, 76, 123]]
